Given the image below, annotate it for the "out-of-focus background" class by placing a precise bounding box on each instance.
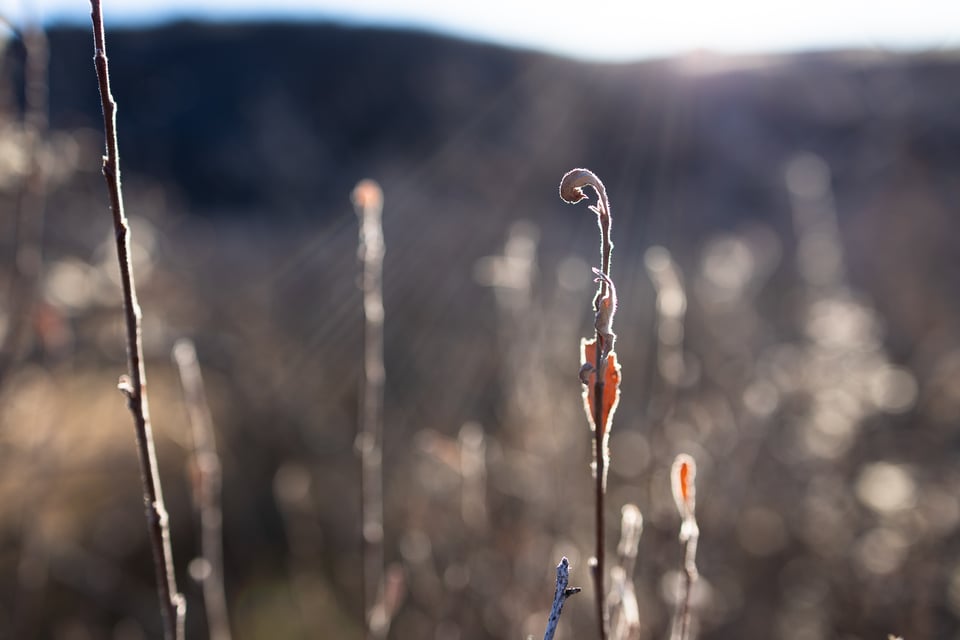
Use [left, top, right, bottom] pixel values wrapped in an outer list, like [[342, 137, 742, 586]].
[[0, 1, 959, 639]]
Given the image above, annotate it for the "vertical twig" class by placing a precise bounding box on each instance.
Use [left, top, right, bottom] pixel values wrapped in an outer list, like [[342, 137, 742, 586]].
[[173, 339, 232, 640], [644, 247, 687, 396], [458, 422, 488, 535], [608, 504, 643, 640], [543, 557, 581, 640], [88, 3, 184, 638], [670, 455, 699, 640], [560, 168, 621, 640], [0, 23, 49, 382], [614, 504, 643, 581], [352, 179, 387, 639]]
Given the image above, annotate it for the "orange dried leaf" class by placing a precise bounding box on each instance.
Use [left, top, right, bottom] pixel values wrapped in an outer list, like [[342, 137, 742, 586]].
[[580, 337, 622, 438]]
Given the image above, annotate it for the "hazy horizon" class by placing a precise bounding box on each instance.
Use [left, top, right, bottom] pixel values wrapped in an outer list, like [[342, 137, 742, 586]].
[[4, 0, 958, 62]]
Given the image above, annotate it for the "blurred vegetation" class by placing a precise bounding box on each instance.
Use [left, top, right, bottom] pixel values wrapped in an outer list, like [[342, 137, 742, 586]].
[[0, 19, 959, 640]]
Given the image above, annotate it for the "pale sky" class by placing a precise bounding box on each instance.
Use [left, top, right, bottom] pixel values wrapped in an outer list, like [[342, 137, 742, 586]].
[[6, 0, 960, 61]]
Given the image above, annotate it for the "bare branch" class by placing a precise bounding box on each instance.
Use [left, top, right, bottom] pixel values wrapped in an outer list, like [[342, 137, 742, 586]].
[[89, 3, 184, 638]]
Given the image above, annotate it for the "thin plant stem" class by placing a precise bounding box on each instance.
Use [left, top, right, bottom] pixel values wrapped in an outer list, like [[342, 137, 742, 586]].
[[173, 339, 232, 640], [670, 455, 699, 640], [592, 445, 606, 640], [543, 557, 581, 640], [89, 3, 184, 638], [608, 504, 643, 640], [0, 23, 48, 383], [352, 179, 387, 639], [615, 504, 643, 581], [674, 530, 699, 640], [592, 347, 606, 640], [560, 168, 618, 640]]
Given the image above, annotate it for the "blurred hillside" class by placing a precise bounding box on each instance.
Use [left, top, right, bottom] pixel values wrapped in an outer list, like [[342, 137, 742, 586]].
[[42, 23, 960, 342], [1, 20, 959, 640]]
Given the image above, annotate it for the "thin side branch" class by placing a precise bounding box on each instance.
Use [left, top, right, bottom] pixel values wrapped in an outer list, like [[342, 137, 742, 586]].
[[89, 3, 184, 638], [173, 339, 232, 640], [543, 557, 581, 640]]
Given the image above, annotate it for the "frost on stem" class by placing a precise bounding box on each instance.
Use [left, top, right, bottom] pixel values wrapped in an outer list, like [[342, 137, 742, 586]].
[[592, 269, 618, 368], [561, 168, 622, 490], [579, 331, 622, 488], [560, 167, 621, 640]]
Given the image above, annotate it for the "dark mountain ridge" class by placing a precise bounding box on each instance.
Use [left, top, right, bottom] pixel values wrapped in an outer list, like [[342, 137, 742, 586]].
[[41, 21, 960, 228]]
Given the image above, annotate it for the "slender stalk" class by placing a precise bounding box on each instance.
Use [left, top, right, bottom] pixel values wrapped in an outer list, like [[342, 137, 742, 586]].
[[670, 455, 699, 640], [543, 557, 581, 640], [615, 504, 643, 581], [592, 482, 606, 637], [608, 504, 643, 640], [352, 179, 387, 639], [0, 23, 49, 383], [592, 338, 607, 640], [560, 168, 618, 640], [89, 3, 184, 638], [173, 339, 232, 640], [674, 529, 699, 640]]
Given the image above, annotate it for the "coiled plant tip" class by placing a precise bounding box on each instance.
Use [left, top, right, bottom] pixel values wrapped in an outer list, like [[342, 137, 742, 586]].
[[560, 168, 613, 308], [559, 168, 604, 206]]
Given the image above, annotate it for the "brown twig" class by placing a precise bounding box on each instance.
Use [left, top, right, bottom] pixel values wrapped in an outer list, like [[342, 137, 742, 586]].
[[173, 339, 232, 640], [352, 179, 388, 639], [88, 3, 184, 638], [560, 168, 620, 640]]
